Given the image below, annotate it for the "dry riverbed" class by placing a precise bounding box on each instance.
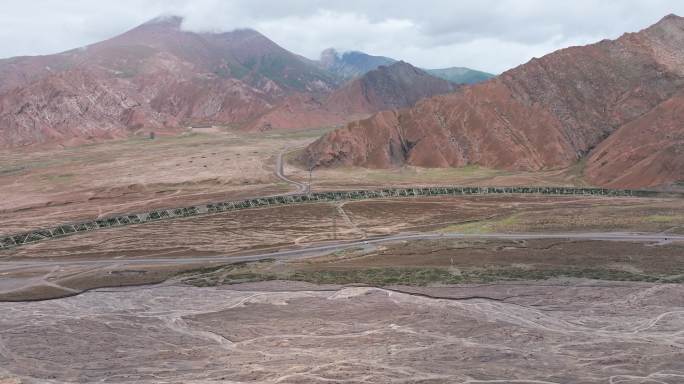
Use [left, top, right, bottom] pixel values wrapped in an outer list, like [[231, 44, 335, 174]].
[[1, 280, 683, 383]]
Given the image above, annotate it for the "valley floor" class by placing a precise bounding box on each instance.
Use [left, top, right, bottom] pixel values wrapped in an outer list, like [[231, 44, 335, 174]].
[[0, 127, 594, 236], [1, 128, 683, 383]]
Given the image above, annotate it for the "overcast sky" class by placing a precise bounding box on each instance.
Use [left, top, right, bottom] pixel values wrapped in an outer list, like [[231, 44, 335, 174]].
[[1, 0, 683, 73]]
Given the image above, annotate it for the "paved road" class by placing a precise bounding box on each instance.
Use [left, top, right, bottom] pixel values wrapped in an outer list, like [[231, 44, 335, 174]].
[[275, 147, 309, 194], [3, 231, 682, 272]]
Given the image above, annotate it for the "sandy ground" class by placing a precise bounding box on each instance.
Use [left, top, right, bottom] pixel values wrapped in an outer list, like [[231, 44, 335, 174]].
[[0, 280, 683, 383], [0, 129, 327, 235]]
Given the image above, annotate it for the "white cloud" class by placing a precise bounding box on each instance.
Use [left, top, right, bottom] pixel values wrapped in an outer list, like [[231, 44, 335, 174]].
[[0, 0, 683, 73]]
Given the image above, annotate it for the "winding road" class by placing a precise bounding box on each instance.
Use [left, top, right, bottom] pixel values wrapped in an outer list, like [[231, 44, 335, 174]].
[[275, 147, 309, 194]]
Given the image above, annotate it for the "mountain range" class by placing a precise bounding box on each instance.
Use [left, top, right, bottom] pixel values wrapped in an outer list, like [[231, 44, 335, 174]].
[[319, 48, 494, 84], [247, 61, 457, 131], [1, 14, 683, 188], [0, 16, 488, 147], [302, 14, 684, 188]]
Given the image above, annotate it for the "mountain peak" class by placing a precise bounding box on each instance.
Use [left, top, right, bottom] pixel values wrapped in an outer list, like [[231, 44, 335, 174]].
[[142, 15, 183, 29], [372, 60, 422, 76], [649, 13, 684, 30], [319, 48, 396, 80], [217, 27, 265, 39], [384, 60, 412, 68], [320, 48, 339, 67], [661, 13, 683, 21]]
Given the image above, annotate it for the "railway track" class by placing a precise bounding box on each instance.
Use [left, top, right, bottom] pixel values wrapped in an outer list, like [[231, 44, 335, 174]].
[[0, 185, 671, 250]]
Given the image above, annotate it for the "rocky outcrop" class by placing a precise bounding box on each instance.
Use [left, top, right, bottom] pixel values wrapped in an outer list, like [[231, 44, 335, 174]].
[[303, 14, 684, 188], [303, 80, 572, 170], [0, 69, 173, 147]]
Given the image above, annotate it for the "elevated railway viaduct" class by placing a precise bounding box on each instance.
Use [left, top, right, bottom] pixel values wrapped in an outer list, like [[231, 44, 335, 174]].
[[0, 186, 669, 250]]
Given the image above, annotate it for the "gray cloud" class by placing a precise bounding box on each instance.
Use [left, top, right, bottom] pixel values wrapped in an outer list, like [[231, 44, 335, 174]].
[[1, 0, 683, 73]]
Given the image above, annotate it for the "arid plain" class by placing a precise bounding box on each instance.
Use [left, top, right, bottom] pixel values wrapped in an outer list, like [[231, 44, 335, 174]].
[[1, 127, 684, 383]]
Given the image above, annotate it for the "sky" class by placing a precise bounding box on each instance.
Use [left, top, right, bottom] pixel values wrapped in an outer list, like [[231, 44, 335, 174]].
[[1, 0, 683, 74]]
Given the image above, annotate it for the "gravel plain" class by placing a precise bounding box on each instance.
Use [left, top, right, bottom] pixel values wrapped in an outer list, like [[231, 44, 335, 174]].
[[1, 280, 683, 383]]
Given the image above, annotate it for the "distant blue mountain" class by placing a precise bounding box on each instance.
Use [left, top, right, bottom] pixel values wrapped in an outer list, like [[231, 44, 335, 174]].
[[425, 67, 495, 85], [318, 48, 494, 84], [319, 48, 396, 80]]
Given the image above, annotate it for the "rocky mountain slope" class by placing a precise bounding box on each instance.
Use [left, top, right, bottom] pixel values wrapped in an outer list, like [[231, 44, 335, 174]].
[[0, 16, 339, 147], [247, 61, 457, 131], [0, 16, 493, 147], [302, 14, 684, 188], [584, 90, 684, 188], [326, 61, 456, 114]]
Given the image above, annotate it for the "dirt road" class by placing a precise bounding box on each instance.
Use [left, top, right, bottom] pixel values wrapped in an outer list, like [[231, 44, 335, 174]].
[[275, 147, 308, 194]]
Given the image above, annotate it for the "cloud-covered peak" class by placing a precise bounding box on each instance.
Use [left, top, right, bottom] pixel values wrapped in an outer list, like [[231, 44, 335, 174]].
[[1, 1, 684, 73], [143, 14, 184, 28]]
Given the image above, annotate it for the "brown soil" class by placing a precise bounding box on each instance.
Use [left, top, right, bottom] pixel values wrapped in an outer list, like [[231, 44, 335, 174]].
[[0, 129, 321, 235], [6, 195, 683, 263], [296, 239, 684, 275]]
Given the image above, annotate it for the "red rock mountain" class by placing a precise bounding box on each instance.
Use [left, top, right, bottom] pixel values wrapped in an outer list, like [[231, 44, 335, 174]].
[[247, 61, 457, 131], [584, 90, 684, 188], [0, 17, 464, 147], [0, 16, 339, 147], [302, 14, 684, 188]]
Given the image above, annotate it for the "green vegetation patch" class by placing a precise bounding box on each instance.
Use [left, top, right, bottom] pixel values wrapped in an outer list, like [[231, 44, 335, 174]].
[[178, 259, 278, 287], [0, 166, 27, 176], [644, 214, 684, 223], [177, 260, 684, 288], [263, 126, 336, 140], [288, 267, 682, 285], [42, 173, 76, 183], [440, 214, 521, 234], [290, 268, 463, 286]]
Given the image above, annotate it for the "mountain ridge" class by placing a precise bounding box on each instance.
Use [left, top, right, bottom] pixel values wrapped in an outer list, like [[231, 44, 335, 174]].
[[0, 15, 490, 147], [301, 14, 684, 188], [246, 61, 457, 131], [317, 48, 495, 84]]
